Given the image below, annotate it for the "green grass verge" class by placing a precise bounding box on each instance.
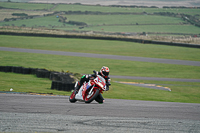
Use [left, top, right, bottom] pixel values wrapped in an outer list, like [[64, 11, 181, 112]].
[[0, 72, 68, 95], [105, 78, 200, 103], [1, 35, 200, 61], [1, 72, 200, 103], [0, 51, 200, 79]]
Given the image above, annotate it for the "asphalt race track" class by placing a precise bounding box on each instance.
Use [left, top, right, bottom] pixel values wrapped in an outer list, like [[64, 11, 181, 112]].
[[1, 47, 200, 66], [1, 47, 200, 132], [0, 93, 200, 133]]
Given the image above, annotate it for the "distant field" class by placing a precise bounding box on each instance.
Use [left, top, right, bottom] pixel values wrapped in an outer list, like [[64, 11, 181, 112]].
[[0, 9, 53, 21], [0, 2, 54, 10], [27, 0, 200, 8], [0, 16, 66, 28], [1, 14, 199, 34], [80, 25, 200, 33], [53, 4, 200, 15], [64, 15, 183, 25], [0, 1, 200, 37]]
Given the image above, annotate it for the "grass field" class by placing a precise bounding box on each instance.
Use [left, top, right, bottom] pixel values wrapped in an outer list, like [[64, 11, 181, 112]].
[[1, 35, 200, 61], [78, 25, 200, 34], [53, 4, 200, 15], [0, 16, 67, 28], [104, 79, 200, 103], [0, 9, 53, 21], [0, 1, 200, 36], [0, 15, 199, 34], [0, 35, 200, 103], [0, 2, 200, 103], [64, 15, 183, 25], [1, 51, 200, 79], [0, 72, 65, 95], [1, 1, 200, 15]]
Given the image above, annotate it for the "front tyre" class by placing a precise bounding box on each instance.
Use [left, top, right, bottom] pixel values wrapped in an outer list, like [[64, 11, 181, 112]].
[[95, 93, 104, 104], [69, 91, 77, 103], [85, 89, 99, 103]]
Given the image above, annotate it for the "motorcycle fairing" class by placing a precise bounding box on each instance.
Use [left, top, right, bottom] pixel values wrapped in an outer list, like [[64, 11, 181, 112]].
[[75, 82, 94, 101], [75, 84, 85, 100]]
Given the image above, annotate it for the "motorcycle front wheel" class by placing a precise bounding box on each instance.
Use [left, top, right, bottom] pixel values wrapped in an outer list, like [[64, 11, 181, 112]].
[[85, 89, 99, 103], [69, 91, 77, 103], [95, 93, 104, 104]]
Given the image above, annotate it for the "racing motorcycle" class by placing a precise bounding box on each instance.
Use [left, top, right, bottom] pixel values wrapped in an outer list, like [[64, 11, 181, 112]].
[[69, 71, 106, 104]]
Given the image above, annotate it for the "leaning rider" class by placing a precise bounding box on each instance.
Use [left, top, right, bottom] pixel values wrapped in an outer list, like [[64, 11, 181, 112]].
[[74, 66, 111, 94]]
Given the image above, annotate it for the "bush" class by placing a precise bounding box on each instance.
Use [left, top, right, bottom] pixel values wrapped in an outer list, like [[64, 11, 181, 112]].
[[66, 21, 87, 26], [12, 13, 28, 17], [4, 18, 9, 22]]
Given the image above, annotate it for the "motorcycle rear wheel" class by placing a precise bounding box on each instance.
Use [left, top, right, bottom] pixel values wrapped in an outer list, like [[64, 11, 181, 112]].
[[85, 89, 99, 103], [69, 91, 77, 103]]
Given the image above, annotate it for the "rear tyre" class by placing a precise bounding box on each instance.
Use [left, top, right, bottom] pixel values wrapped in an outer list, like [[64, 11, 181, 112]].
[[85, 89, 99, 103], [95, 93, 104, 104], [69, 91, 77, 103]]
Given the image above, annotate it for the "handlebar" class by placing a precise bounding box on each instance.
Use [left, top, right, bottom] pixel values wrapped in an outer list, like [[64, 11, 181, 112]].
[[93, 70, 97, 74], [93, 70, 98, 77]]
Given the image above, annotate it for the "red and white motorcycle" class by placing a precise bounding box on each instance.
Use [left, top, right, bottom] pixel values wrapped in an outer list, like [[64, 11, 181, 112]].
[[69, 72, 106, 104]]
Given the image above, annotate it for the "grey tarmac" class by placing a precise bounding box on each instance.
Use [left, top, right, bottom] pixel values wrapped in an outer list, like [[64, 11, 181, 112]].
[[0, 93, 200, 132]]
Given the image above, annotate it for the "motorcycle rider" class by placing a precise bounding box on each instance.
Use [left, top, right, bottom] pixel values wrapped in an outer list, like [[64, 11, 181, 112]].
[[74, 66, 111, 94]]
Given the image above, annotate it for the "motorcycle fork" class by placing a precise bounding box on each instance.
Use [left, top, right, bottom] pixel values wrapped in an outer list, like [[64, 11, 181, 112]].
[[87, 85, 95, 95]]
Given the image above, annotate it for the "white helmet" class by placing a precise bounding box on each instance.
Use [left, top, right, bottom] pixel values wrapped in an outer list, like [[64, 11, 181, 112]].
[[100, 66, 109, 78]]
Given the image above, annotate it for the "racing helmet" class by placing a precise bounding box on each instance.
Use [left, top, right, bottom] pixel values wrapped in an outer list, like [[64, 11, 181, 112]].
[[100, 66, 109, 78]]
